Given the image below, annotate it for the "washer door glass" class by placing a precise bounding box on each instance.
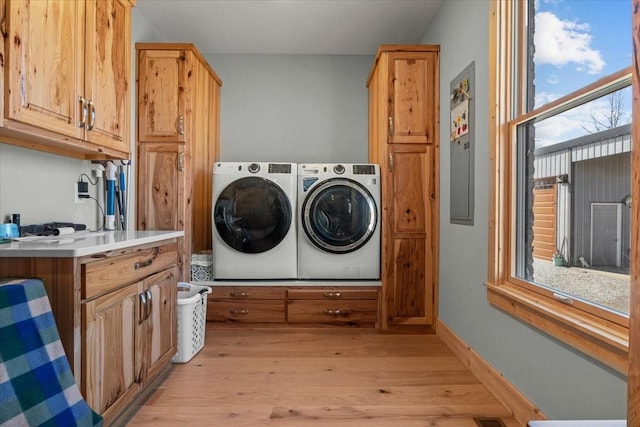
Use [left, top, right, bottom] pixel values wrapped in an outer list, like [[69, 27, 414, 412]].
[[302, 178, 377, 254], [214, 177, 292, 254]]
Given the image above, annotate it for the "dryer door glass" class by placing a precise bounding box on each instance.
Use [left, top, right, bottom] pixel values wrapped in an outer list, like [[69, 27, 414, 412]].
[[214, 177, 292, 254], [302, 178, 377, 254]]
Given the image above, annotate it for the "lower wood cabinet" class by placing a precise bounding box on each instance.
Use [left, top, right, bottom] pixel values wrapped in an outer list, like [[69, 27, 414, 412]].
[[208, 286, 379, 327], [208, 287, 286, 323], [287, 289, 378, 326], [82, 267, 177, 422], [0, 238, 180, 426], [81, 244, 178, 425]]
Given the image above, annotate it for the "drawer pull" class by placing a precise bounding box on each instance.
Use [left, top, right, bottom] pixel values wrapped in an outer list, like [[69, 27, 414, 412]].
[[229, 291, 249, 298], [323, 291, 342, 299], [134, 259, 153, 270], [323, 309, 347, 316], [229, 308, 248, 316]]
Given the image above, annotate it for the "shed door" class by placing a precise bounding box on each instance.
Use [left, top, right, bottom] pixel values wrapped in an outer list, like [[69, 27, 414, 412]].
[[590, 203, 622, 267]]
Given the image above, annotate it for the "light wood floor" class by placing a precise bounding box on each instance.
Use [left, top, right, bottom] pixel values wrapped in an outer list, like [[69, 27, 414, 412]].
[[128, 325, 521, 426]]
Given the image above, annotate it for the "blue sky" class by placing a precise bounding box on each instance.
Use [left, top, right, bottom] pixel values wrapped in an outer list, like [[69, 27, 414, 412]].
[[533, 0, 631, 145]]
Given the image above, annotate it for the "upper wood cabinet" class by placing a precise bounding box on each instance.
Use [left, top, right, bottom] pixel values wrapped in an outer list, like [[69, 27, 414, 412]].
[[367, 45, 440, 332], [387, 52, 437, 144], [137, 49, 188, 142], [0, 0, 132, 159], [136, 43, 222, 282]]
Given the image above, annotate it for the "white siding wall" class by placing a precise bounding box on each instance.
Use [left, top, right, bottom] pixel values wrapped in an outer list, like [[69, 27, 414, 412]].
[[572, 132, 632, 162]]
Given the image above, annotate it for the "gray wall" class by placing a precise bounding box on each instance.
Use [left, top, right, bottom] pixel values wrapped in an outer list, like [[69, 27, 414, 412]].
[[0, 144, 99, 228], [206, 53, 372, 164], [573, 153, 631, 268], [425, 0, 626, 419], [0, 9, 165, 230]]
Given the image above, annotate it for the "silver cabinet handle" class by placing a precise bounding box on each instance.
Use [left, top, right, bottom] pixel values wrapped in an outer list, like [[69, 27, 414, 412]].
[[230, 291, 249, 298], [323, 291, 342, 299], [87, 100, 96, 130], [389, 153, 394, 172], [388, 116, 394, 137], [78, 96, 87, 128], [178, 152, 185, 171], [138, 292, 147, 324], [229, 308, 248, 316], [323, 309, 347, 316], [145, 289, 153, 320], [177, 115, 185, 135]]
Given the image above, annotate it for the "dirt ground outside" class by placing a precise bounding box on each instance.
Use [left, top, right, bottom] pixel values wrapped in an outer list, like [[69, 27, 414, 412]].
[[532, 258, 629, 315]]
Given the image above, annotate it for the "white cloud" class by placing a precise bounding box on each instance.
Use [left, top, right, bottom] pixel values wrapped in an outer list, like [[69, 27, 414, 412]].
[[534, 11, 605, 74], [535, 91, 560, 108], [534, 94, 631, 147], [535, 114, 584, 147]]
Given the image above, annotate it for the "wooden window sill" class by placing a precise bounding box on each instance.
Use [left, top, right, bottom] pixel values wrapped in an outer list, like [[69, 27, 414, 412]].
[[486, 282, 628, 374]]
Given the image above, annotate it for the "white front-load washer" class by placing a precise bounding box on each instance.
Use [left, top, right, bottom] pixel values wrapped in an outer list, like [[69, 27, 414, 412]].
[[297, 163, 381, 280], [212, 162, 297, 279]]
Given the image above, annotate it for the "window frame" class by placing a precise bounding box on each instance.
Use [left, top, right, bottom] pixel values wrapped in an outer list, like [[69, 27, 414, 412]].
[[487, 1, 630, 374]]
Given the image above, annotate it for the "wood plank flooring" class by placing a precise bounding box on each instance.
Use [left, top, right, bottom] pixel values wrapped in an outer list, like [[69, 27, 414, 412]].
[[128, 325, 522, 426]]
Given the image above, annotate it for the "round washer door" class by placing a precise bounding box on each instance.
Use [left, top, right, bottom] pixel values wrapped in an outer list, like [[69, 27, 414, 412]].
[[302, 178, 377, 254], [214, 176, 292, 254]]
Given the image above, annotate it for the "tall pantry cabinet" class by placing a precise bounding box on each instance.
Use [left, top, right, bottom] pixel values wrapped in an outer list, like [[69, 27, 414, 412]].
[[367, 45, 440, 332], [136, 43, 222, 281]]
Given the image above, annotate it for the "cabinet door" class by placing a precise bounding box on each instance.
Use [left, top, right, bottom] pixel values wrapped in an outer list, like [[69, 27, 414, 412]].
[[83, 281, 142, 418], [141, 267, 178, 383], [137, 143, 186, 231], [387, 238, 433, 325], [388, 145, 433, 234], [387, 52, 437, 144], [137, 143, 189, 280], [5, 0, 84, 140], [383, 144, 435, 327], [137, 49, 188, 142], [83, 0, 131, 153]]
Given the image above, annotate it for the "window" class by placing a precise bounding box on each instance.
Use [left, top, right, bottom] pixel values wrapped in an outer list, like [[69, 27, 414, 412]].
[[488, 0, 631, 373]]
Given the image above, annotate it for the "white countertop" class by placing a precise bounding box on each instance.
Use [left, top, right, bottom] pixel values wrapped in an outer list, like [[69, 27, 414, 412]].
[[0, 230, 184, 258]]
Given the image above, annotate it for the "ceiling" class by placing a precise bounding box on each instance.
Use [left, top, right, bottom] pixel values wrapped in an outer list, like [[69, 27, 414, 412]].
[[134, 0, 444, 55]]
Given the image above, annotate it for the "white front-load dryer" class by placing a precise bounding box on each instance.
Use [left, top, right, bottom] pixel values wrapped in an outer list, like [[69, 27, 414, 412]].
[[212, 162, 297, 279], [297, 163, 381, 280]]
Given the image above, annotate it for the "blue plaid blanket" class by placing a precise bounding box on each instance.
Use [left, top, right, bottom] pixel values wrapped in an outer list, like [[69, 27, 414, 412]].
[[0, 278, 102, 427]]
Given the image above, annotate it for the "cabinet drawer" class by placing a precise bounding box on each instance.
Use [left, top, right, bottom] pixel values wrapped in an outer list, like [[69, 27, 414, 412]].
[[287, 288, 378, 300], [211, 286, 286, 300], [83, 243, 177, 299], [207, 300, 285, 323], [287, 299, 377, 325]]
